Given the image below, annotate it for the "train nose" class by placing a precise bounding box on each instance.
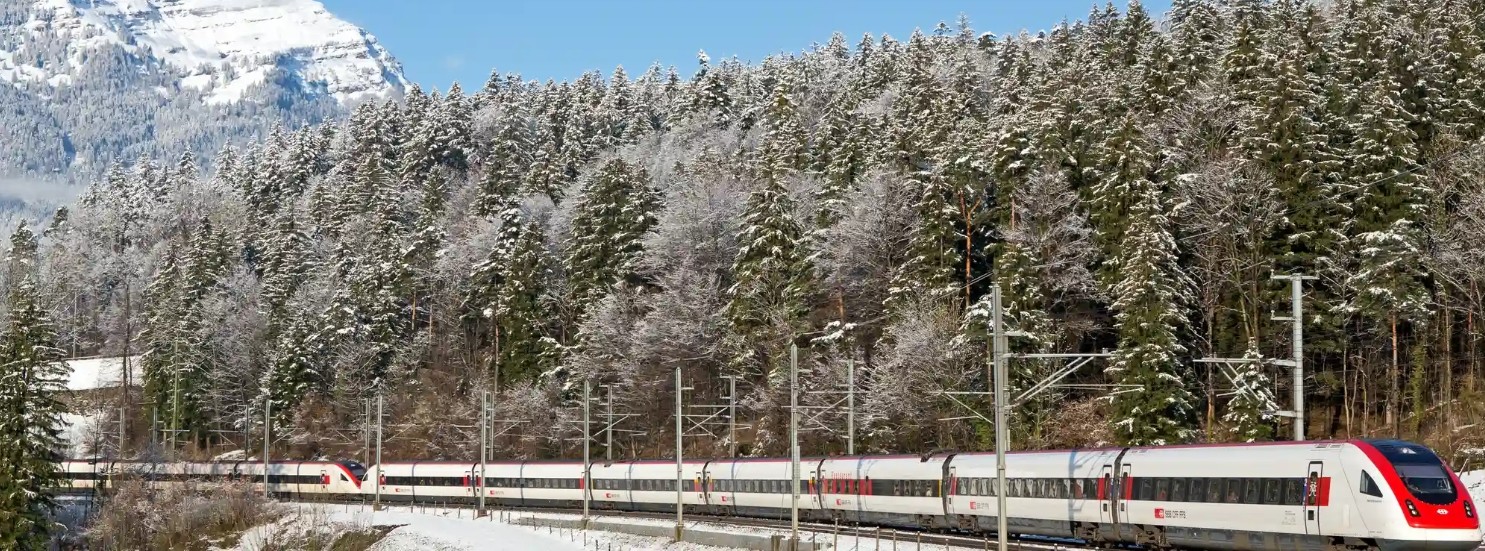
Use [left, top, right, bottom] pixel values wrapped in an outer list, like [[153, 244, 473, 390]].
[[1378, 531, 1485, 551]]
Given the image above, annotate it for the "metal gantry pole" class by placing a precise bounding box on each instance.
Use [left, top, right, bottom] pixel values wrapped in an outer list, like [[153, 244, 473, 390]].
[[364, 398, 372, 466], [374, 393, 383, 511], [582, 379, 591, 529], [263, 397, 271, 498], [1272, 273, 1315, 441], [723, 375, 739, 458], [846, 358, 855, 456], [604, 385, 614, 462], [117, 406, 126, 458], [479, 391, 488, 516], [674, 365, 684, 542], [992, 285, 1009, 551], [790, 343, 800, 551]]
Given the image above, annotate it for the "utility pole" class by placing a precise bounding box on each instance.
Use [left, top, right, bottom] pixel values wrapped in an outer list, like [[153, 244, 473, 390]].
[[374, 393, 383, 511], [790, 343, 800, 551], [846, 358, 855, 456], [582, 379, 591, 529], [721, 375, 739, 458], [364, 398, 371, 466], [603, 385, 615, 462], [674, 365, 684, 542], [263, 397, 271, 498], [170, 363, 180, 453], [992, 285, 1009, 551], [479, 391, 488, 516], [117, 407, 126, 458], [1272, 273, 1316, 441]]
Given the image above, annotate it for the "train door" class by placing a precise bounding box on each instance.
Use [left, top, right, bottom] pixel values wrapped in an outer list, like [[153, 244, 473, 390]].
[[945, 465, 958, 513], [1304, 461, 1324, 536], [318, 467, 329, 500], [1099, 465, 1117, 539], [465, 468, 477, 501]]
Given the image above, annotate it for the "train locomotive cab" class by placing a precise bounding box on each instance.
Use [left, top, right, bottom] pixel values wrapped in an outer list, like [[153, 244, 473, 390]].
[[1356, 440, 1480, 551]]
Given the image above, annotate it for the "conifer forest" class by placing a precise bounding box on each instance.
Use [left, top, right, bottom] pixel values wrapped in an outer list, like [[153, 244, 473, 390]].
[[30, 0, 1485, 467]]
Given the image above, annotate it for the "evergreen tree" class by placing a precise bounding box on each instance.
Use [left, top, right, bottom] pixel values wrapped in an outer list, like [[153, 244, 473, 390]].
[[884, 168, 962, 316], [1106, 183, 1199, 446], [0, 225, 67, 549], [725, 171, 814, 381], [564, 159, 660, 316], [1223, 339, 1277, 442], [491, 220, 560, 384]]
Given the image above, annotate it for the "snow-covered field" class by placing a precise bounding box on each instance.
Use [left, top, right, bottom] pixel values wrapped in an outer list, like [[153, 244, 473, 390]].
[[234, 504, 1006, 551]]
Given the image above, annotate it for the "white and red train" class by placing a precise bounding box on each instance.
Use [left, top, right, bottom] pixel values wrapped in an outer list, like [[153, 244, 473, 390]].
[[61, 439, 1481, 551]]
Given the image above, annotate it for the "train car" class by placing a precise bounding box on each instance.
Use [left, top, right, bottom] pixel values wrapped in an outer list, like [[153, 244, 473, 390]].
[[479, 461, 526, 507], [588, 460, 632, 510], [58, 460, 102, 493], [817, 453, 950, 529], [706, 457, 824, 520], [944, 448, 1115, 538], [1100, 440, 1479, 551], [515, 460, 585, 508], [236, 461, 364, 500], [618, 460, 710, 514]]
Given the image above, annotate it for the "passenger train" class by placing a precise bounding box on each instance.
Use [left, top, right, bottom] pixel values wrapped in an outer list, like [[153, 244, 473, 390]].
[[60, 439, 1482, 551]]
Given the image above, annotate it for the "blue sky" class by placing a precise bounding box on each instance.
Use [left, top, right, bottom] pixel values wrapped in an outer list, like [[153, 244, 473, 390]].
[[321, 0, 1174, 91]]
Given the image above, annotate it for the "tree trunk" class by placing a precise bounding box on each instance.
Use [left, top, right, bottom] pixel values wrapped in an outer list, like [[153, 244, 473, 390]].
[[1391, 313, 1400, 438], [1443, 298, 1453, 428], [1343, 348, 1352, 438]]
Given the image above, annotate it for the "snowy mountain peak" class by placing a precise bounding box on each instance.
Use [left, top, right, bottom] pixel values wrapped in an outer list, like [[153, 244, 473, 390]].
[[5, 0, 407, 105]]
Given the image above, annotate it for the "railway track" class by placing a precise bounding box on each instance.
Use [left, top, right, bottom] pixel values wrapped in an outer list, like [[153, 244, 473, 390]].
[[301, 497, 1101, 551]]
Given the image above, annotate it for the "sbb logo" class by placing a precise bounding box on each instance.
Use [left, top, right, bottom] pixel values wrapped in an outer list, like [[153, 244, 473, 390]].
[[1155, 508, 1164, 519]]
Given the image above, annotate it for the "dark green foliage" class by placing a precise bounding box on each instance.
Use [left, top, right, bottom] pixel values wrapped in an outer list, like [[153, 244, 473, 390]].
[[0, 225, 67, 548]]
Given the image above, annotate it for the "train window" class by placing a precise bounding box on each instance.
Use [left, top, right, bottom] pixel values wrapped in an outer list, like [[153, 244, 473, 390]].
[[1154, 479, 1169, 501], [1186, 479, 1204, 503], [1243, 479, 1262, 504], [1137, 478, 1153, 501], [1263, 479, 1283, 505], [1360, 471, 1383, 498], [1170, 478, 1187, 502], [1225, 479, 1243, 503]]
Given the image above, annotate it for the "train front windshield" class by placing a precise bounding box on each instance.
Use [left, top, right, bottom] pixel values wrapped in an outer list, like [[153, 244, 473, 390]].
[[1397, 464, 1455, 498], [343, 462, 367, 480]]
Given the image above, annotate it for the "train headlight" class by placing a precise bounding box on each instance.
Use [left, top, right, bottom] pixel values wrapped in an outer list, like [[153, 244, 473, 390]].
[[1406, 500, 1421, 517], [1464, 500, 1475, 519]]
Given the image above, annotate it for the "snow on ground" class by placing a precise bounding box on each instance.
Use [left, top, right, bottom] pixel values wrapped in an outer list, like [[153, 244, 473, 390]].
[[242, 504, 1008, 551], [64, 355, 141, 391]]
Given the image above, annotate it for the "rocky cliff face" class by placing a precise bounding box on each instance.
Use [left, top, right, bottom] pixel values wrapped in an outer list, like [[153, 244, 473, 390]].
[[3, 0, 407, 105], [0, 0, 407, 183]]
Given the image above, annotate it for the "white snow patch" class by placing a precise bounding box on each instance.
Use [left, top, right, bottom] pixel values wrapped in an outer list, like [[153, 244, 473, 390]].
[[234, 504, 762, 551], [64, 355, 142, 391]]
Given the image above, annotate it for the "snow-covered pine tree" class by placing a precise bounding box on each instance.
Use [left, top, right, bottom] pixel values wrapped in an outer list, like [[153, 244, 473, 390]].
[[1105, 178, 1199, 446], [725, 90, 815, 379], [884, 168, 963, 318], [563, 159, 660, 318], [1169, 0, 1227, 90], [492, 220, 560, 385], [261, 314, 324, 424], [1336, 75, 1430, 434], [476, 104, 532, 216], [1223, 339, 1277, 442], [433, 83, 474, 172], [260, 209, 312, 330], [1088, 114, 1158, 287], [0, 224, 68, 549]]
